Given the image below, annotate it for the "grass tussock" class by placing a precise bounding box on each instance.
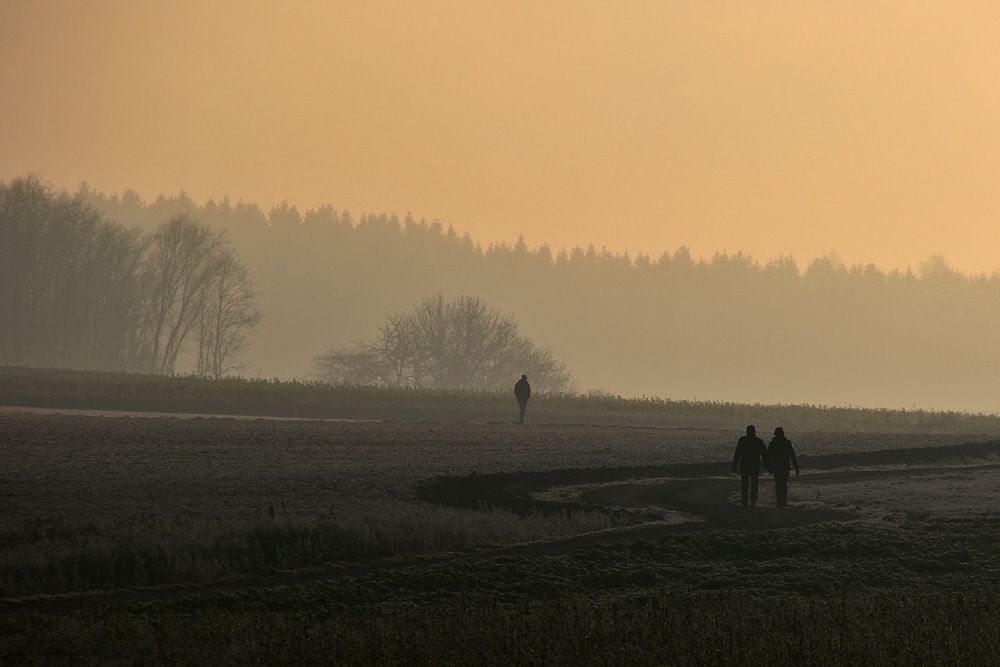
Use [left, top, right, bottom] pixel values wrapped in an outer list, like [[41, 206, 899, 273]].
[[0, 506, 623, 599]]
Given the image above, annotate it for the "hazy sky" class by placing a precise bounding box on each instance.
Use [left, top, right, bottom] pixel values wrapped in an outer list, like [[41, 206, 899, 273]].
[[4, 1, 1000, 274]]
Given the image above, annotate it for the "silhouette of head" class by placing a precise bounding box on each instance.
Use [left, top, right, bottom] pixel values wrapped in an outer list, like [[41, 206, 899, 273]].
[[746, 425, 755, 435], [521, 374, 527, 380], [774, 427, 784, 437]]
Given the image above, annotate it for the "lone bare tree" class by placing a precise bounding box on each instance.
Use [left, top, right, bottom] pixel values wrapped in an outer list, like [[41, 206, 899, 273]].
[[315, 294, 575, 393]]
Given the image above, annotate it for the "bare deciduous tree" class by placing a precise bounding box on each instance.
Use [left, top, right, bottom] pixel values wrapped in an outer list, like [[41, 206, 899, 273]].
[[141, 215, 226, 373], [195, 248, 263, 378], [141, 215, 262, 376], [315, 294, 575, 393], [2, 178, 263, 377]]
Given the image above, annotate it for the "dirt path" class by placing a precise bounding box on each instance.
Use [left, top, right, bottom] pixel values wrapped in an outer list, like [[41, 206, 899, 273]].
[[6, 463, 996, 615]]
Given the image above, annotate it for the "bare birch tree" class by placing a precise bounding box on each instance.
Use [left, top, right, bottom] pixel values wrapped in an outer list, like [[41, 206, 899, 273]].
[[141, 215, 227, 374], [195, 248, 263, 378]]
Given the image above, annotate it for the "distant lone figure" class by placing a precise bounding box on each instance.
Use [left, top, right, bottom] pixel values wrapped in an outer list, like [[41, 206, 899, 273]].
[[732, 425, 768, 507], [514, 374, 531, 424], [767, 427, 799, 508]]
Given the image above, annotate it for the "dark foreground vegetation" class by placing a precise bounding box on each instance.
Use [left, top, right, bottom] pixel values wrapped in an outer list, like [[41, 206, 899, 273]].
[[4, 365, 1000, 433], [3, 403, 1000, 663], [6, 521, 1000, 664]]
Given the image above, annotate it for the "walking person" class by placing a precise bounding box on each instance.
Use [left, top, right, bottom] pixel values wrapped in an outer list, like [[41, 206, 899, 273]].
[[513, 374, 531, 424], [767, 427, 799, 508], [732, 425, 768, 507]]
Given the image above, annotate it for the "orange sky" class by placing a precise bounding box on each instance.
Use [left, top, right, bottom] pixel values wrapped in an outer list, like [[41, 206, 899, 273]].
[[3, 1, 1000, 274]]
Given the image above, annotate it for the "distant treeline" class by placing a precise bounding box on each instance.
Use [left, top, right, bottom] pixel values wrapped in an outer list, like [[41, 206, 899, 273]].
[[0, 177, 261, 377], [76, 183, 1000, 413], [2, 366, 998, 434]]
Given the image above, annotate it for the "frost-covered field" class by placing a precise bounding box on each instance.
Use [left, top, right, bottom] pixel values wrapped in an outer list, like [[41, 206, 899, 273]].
[[6, 407, 1000, 664], [804, 466, 1000, 520], [3, 406, 991, 524], [2, 407, 996, 597]]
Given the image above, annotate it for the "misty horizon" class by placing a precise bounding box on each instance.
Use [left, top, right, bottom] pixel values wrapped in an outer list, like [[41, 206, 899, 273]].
[[6, 177, 997, 416]]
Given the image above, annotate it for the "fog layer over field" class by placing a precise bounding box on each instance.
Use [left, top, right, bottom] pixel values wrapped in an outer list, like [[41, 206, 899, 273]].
[[76, 191, 1000, 414]]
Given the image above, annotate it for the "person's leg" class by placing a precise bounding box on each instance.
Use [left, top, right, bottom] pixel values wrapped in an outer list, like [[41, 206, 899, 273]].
[[518, 401, 526, 424], [774, 471, 789, 507], [740, 473, 750, 506], [749, 471, 759, 506]]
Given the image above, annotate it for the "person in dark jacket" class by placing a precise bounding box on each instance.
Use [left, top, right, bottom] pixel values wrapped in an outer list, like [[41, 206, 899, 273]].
[[767, 426, 799, 508], [732, 425, 768, 507], [514, 374, 531, 424]]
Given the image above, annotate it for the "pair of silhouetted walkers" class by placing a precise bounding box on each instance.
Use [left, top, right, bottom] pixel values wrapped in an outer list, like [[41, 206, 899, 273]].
[[732, 425, 799, 508], [513, 374, 531, 424]]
